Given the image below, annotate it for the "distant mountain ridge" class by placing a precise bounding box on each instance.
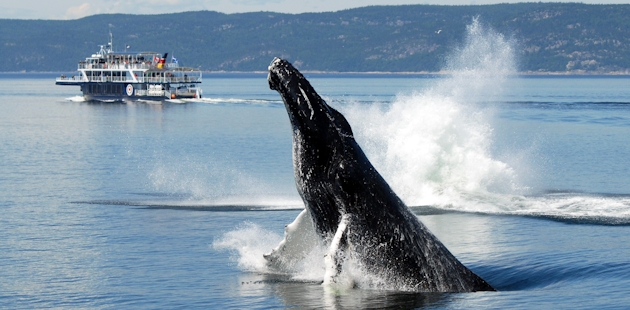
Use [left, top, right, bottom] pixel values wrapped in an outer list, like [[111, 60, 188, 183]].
[[1, 3, 629, 73]]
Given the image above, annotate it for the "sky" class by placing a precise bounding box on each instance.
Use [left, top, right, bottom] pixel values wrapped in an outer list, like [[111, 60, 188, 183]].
[[1, 0, 630, 20]]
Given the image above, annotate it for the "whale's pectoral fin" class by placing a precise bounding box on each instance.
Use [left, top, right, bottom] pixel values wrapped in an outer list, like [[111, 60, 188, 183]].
[[324, 214, 350, 285], [264, 209, 319, 271]]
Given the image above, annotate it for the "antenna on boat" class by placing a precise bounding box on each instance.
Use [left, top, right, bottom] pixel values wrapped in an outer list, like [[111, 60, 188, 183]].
[[107, 30, 113, 53]]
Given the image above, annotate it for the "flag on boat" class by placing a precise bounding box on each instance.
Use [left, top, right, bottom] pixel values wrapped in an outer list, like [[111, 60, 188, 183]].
[[171, 57, 178, 64], [156, 53, 168, 69]]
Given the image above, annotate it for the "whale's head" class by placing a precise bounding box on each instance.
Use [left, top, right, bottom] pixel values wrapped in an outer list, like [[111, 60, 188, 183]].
[[268, 57, 353, 140]]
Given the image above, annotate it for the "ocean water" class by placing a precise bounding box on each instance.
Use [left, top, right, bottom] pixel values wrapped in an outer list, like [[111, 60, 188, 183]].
[[3, 26, 630, 309], [2, 73, 629, 309]]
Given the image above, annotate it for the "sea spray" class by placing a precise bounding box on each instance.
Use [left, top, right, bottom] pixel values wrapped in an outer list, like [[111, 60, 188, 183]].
[[343, 18, 523, 210], [214, 218, 330, 282], [213, 222, 283, 272], [149, 156, 274, 200]]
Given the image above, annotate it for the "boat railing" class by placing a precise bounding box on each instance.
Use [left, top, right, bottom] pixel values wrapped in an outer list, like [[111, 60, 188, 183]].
[[84, 76, 123, 83], [56, 75, 87, 83], [79, 62, 154, 70], [59, 75, 202, 84], [140, 76, 202, 84]]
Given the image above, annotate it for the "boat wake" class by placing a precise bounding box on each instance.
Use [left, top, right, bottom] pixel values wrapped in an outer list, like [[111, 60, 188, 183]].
[[165, 98, 187, 104], [65, 95, 86, 102]]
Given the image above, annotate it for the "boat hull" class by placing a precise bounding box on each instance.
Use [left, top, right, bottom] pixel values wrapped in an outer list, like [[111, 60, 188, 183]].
[[56, 82, 196, 102]]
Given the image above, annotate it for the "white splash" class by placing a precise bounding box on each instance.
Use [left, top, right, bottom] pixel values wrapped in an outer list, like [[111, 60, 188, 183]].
[[345, 18, 521, 211], [214, 216, 328, 282], [213, 222, 283, 272], [214, 213, 389, 289]]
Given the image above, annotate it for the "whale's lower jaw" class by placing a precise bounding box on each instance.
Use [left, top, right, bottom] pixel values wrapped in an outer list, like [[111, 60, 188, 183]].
[[267, 57, 495, 292]]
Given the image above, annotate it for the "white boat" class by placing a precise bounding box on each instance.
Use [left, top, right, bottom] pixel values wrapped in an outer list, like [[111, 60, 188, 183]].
[[56, 32, 202, 102]]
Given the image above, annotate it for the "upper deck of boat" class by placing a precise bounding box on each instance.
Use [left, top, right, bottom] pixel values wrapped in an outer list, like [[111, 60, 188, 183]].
[[56, 67, 202, 85], [56, 53, 202, 86]]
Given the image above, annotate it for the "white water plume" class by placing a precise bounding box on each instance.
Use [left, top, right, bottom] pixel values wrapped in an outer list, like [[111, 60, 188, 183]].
[[345, 18, 521, 211]]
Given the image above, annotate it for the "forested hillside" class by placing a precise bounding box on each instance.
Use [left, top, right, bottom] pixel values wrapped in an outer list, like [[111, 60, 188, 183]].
[[1, 3, 629, 73]]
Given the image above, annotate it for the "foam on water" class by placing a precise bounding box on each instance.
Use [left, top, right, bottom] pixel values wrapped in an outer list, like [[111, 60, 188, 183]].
[[165, 98, 187, 104], [136, 99, 162, 104], [66, 95, 86, 102]]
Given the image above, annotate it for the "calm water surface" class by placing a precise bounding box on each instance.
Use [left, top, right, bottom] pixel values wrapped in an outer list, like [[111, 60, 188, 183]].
[[1, 73, 630, 309]]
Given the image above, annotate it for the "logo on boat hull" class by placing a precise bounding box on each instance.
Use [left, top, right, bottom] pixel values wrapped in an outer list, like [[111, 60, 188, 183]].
[[126, 84, 134, 96]]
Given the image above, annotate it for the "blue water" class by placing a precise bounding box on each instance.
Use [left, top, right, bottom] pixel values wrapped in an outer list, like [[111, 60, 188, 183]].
[[1, 72, 630, 309]]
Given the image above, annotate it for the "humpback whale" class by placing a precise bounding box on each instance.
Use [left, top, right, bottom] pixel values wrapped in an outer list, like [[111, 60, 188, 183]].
[[266, 58, 494, 292]]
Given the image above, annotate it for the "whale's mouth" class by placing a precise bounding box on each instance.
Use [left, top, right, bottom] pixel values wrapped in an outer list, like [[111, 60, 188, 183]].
[[267, 57, 287, 92]]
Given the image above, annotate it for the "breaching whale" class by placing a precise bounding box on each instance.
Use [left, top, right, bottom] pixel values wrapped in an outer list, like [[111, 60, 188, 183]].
[[265, 58, 494, 292]]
